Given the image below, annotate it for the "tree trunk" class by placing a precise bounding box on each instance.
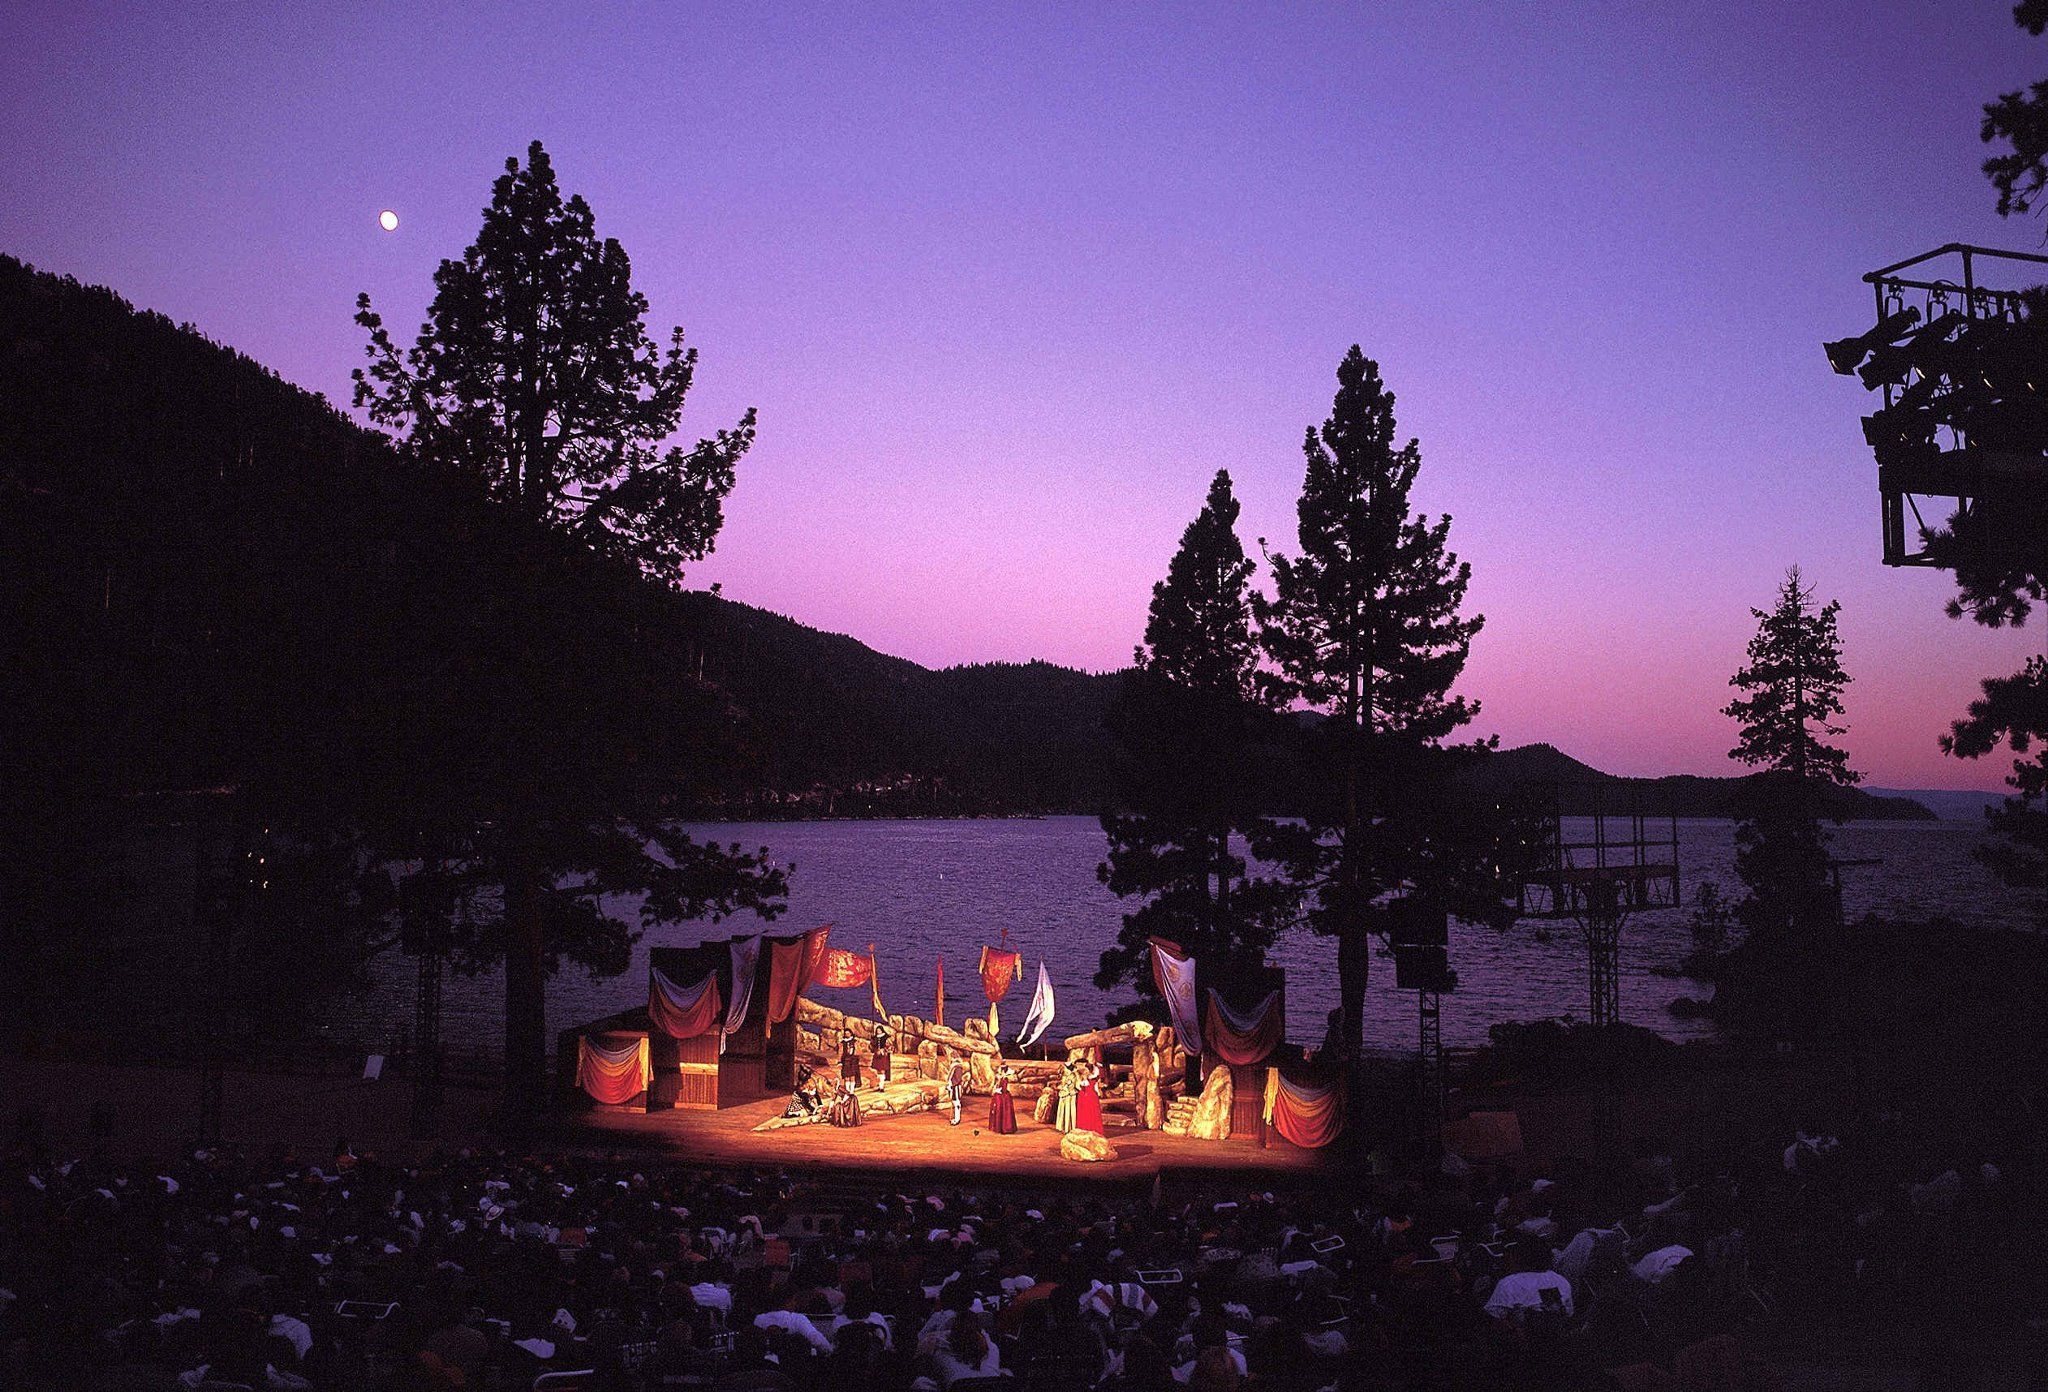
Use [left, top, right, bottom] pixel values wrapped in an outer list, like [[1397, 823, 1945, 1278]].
[[1338, 917, 1370, 1061], [1340, 661, 1368, 1060], [501, 813, 547, 1127]]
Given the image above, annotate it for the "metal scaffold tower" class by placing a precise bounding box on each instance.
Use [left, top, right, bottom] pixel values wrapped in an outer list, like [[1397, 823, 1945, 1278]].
[[1513, 787, 1681, 1028], [412, 936, 445, 1133], [1390, 895, 1455, 1154], [1823, 243, 2048, 567]]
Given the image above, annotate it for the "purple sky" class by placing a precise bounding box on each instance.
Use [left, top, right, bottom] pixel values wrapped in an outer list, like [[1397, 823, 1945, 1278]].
[[4, 2, 2042, 789]]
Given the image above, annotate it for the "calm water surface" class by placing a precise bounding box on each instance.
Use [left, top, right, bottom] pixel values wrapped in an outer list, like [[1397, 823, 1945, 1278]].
[[347, 816, 2035, 1064]]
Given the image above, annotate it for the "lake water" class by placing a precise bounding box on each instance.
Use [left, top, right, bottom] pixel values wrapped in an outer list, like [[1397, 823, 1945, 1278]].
[[348, 815, 2036, 1066]]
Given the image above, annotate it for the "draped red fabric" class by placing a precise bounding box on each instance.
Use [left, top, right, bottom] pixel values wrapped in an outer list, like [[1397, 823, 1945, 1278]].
[[767, 925, 832, 1026], [577, 1036, 649, 1105], [648, 966, 722, 1040], [979, 947, 1021, 1003], [816, 947, 873, 989], [1202, 988, 1284, 1066], [1268, 1074, 1345, 1149]]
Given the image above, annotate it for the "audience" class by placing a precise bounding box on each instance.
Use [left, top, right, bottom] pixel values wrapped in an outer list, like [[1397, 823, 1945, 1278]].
[[0, 1110, 2037, 1391]]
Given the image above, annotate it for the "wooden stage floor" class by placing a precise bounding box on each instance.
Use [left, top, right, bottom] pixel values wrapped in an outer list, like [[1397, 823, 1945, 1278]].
[[562, 1094, 1330, 1186]]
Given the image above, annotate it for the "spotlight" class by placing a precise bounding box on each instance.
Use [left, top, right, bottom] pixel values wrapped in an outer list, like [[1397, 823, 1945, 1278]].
[[1825, 306, 1920, 375]]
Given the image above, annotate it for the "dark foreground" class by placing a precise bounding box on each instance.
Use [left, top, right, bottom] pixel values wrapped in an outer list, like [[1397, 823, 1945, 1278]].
[[2, 1055, 2045, 1391]]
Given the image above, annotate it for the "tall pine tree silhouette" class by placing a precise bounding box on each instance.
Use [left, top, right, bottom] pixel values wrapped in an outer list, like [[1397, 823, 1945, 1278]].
[[353, 142, 787, 1112], [1255, 348, 1482, 1060], [1722, 566, 1858, 935], [1096, 471, 1300, 1006]]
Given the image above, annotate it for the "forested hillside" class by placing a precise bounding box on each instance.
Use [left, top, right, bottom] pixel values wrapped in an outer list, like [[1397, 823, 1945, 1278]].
[[0, 254, 1931, 832]]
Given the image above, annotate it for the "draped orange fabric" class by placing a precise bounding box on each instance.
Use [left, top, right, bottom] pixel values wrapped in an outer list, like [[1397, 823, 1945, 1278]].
[[1263, 1070, 1345, 1149], [577, 1036, 649, 1105], [817, 947, 873, 989], [1202, 988, 1283, 1066], [649, 966, 722, 1040], [767, 925, 832, 1026], [979, 947, 1021, 1003]]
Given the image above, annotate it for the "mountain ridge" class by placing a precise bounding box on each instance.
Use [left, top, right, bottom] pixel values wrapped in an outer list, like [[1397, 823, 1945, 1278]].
[[0, 251, 1938, 824]]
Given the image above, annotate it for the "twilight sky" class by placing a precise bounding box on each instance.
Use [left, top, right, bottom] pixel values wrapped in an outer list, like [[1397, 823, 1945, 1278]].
[[4, 2, 2042, 789]]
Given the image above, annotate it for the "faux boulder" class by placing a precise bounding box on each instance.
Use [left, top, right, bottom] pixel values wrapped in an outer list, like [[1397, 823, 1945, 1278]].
[[1188, 1064, 1233, 1141], [1060, 1129, 1119, 1163]]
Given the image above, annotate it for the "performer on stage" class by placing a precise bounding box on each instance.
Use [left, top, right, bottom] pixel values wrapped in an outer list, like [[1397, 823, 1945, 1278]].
[[1074, 1059, 1104, 1135], [828, 1073, 862, 1127], [1054, 1059, 1079, 1133], [784, 1063, 823, 1120], [873, 1023, 893, 1090], [944, 1050, 968, 1126], [839, 1030, 863, 1090], [989, 1063, 1018, 1135]]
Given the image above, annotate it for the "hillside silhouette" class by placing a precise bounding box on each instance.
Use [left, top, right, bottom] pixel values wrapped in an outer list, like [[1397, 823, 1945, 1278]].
[[1, 254, 1933, 821]]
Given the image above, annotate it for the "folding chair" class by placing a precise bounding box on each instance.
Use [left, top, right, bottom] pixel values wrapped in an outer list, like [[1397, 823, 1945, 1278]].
[[533, 1371, 600, 1392]]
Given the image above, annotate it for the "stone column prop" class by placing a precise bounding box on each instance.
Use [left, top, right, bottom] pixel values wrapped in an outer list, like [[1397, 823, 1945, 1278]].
[[1130, 1023, 1164, 1130], [1188, 1062, 1233, 1141], [960, 1018, 997, 1093]]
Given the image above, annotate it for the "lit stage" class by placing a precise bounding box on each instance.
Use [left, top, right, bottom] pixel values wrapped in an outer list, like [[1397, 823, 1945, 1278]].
[[560, 1091, 1329, 1185]]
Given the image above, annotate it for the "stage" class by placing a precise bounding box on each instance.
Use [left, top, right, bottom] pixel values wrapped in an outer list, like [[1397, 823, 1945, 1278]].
[[561, 1090, 1330, 1185]]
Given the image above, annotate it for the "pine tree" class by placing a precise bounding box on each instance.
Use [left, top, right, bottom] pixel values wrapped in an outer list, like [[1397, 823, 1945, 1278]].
[[1941, 655, 2048, 910], [1096, 471, 1301, 1006], [1722, 566, 1858, 934], [1254, 348, 1484, 1060], [352, 142, 786, 1110]]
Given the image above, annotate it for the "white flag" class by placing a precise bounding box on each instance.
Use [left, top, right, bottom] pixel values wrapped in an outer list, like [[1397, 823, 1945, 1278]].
[[1016, 960, 1056, 1049]]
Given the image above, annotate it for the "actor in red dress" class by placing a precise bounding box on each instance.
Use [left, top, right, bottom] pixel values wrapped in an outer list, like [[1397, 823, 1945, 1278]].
[[988, 1064, 1018, 1134], [1073, 1060, 1104, 1134]]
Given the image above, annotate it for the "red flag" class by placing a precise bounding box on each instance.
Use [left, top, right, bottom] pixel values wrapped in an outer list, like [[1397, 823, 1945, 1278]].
[[816, 947, 873, 989], [935, 956, 945, 1030], [978, 946, 1021, 1003]]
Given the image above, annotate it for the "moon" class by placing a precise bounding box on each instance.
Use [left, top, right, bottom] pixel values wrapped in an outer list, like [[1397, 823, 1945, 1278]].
[[378, 209, 399, 232]]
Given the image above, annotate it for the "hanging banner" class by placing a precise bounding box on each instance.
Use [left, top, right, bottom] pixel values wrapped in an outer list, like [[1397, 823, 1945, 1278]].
[[1016, 960, 1057, 1050], [979, 946, 1021, 1002], [979, 946, 1021, 1034], [1148, 938, 1203, 1056], [866, 944, 887, 1021], [725, 935, 762, 1036], [649, 965, 723, 1041], [1203, 987, 1283, 1066], [817, 947, 874, 989], [577, 1035, 649, 1105], [766, 925, 831, 1029], [1262, 1069, 1345, 1149]]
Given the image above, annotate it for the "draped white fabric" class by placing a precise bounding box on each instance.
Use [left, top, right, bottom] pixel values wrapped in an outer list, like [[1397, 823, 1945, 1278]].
[[649, 964, 721, 1039], [1207, 987, 1280, 1035], [582, 1037, 642, 1066], [1016, 960, 1057, 1049], [725, 935, 762, 1036], [1150, 941, 1202, 1055]]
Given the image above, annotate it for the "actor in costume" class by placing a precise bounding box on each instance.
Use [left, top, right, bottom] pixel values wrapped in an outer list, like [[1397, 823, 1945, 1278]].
[[988, 1063, 1018, 1135], [945, 1050, 968, 1126], [1054, 1060, 1079, 1133], [873, 1023, 893, 1090], [784, 1063, 823, 1120], [839, 1030, 863, 1090], [828, 1074, 862, 1128], [1074, 1059, 1104, 1135]]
